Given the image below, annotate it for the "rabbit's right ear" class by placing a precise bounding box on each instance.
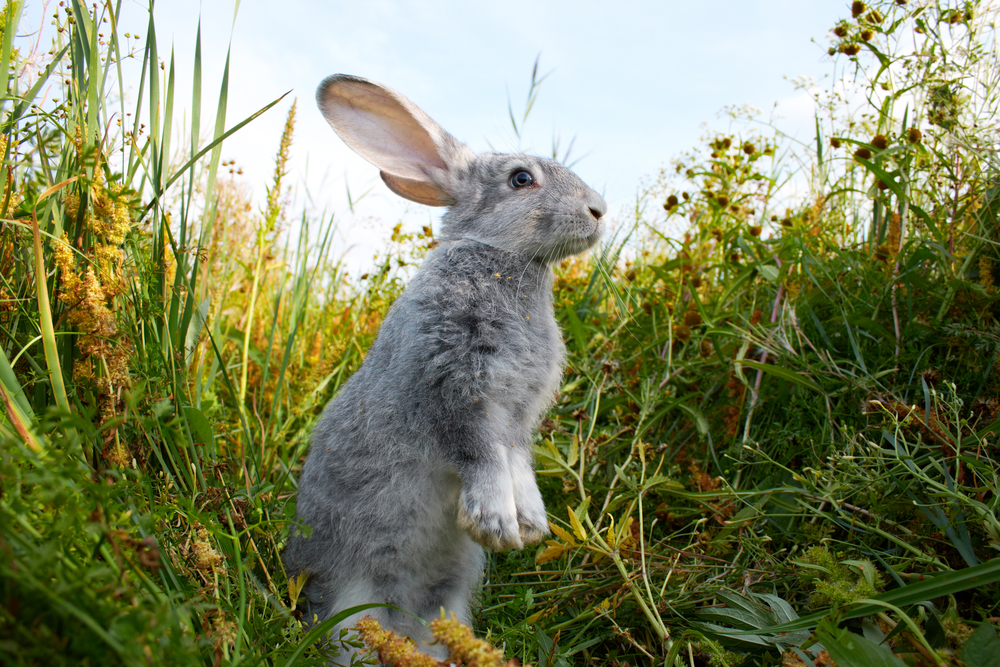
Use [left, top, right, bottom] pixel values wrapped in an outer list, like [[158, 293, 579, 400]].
[[317, 75, 473, 206]]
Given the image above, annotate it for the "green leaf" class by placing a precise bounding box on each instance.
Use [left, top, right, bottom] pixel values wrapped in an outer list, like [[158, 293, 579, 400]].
[[563, 305, 587, 354], [817, 623, 906, 667], [759, 264, 780, 282], [738, 360, 824, 394], [853, 156, 905, 200], [961, 623, 1000, 667], [183, 407, 214, 449], [753, 558, 1000, 636], [677, 401, 708, 435], [184, 296, 211, 362]]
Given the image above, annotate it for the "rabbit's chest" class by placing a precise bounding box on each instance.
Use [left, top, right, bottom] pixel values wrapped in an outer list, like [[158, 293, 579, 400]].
[[486, 298, 564, 424]]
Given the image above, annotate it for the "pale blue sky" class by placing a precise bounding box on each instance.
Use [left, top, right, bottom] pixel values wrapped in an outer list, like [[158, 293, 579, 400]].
[[23, 1, 851, 259]]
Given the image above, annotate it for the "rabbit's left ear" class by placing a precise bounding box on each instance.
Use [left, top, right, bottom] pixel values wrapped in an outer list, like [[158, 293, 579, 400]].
[[317, 74, 473, 206]]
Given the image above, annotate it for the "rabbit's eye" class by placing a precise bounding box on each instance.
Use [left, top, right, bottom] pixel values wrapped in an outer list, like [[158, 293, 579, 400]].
[[509, 170, 534, 189]]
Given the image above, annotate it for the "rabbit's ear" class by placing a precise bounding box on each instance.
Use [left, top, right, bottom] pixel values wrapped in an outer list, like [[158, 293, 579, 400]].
[[317, 75, 472, 206]]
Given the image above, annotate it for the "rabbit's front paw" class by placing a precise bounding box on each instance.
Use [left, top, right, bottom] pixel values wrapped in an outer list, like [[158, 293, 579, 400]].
[[457, 488, 523, 551], [513, 464, 549, 545], [517, 501, 549, 545]]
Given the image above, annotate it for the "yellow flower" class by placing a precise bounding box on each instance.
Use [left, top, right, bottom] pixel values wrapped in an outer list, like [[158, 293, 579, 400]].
[[430, 613, 507, 667], [354, 617, 439, 667]]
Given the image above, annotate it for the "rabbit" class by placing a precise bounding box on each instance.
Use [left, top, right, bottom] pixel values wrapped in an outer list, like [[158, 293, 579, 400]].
[[283, 74, 606, 662]]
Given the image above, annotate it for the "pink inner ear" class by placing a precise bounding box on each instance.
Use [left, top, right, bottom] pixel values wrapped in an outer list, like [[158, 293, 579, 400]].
[[322, 80, 448, 181]]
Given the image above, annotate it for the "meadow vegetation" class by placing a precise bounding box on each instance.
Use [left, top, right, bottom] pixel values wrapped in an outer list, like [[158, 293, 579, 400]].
[[2, 1, 1000, 665]]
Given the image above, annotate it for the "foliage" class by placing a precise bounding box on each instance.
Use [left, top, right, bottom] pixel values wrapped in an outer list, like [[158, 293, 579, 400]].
[[2, 1, 1000, 666]]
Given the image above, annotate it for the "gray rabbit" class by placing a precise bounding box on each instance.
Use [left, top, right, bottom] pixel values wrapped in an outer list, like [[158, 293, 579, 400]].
[[283, 74, 606, 661]]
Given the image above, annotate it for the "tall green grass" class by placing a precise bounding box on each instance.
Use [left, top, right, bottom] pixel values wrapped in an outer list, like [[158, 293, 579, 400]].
[[2, 1, 1000, 666]]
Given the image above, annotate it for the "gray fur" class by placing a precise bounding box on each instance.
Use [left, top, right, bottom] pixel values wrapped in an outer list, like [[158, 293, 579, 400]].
[[284, 75, 605, 662]]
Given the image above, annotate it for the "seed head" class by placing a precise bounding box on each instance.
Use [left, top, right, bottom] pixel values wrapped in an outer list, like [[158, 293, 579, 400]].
[[854, 147, 872, 160], [833, 25, 848, 37], [907, 127, 922, 144], [861, 29, 874, 41], [683, 310, 703, 327], [852, 1, 865, 18], [750, 225, 762, 237], [830, 137, 842, 148], [742, 141, 756, 155], [871, 134, 889, 150], [430, 614, 508, 667], [980, 256, 995, 290], [355, 617, 440, 667], [840, 43, 862, 56]]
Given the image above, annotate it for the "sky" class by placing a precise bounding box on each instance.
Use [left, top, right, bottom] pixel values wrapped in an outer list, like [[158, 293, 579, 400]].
[[20, 1, 852, 264]]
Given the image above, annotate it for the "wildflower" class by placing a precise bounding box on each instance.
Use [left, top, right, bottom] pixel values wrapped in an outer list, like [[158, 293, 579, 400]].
[[871, 134, 889, 150], [888, 213, 901, 253], [716, 194, 730, 208], [980, 256, 994, 290], [907, 127, 922, 144], [750, 225, 762, 237], [430, 613, 509, 667], [830, 137, 842, 148], [674, 323, 692, 342], [191, 522, 224, 574], [866, 10, 883, 24], [266, 100, 297, 229], [861, 29, 874, 41], [742, 141, 755, 154], [833, 25, 848, 37], [354, 617, 439, 667], [664, 194, 679, 211], [840, 43, 862, 56], [854, 147, 872, 160], [683, 310, 702, 327], [852, 1, 865, 19]]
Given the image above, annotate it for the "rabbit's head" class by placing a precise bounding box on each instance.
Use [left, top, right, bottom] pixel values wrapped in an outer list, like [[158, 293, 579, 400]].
[[317, 75, 605, 263]]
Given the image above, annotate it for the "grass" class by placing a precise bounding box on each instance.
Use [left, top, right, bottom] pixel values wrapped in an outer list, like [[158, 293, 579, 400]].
[[2, 1, 1000, 666]]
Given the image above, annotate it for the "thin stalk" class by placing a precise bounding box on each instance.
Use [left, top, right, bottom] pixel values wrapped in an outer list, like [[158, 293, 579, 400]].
[[239, 224, 266, 407], [30, 210, 69, 412]]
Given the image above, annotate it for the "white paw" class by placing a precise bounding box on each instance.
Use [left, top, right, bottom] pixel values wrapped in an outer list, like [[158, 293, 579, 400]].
[[511, 460, 549, 545], [457, 488, 523, 551], [515, 487, 549, 545]]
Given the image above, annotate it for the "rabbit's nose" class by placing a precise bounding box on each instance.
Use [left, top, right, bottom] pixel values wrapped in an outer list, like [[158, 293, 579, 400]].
[[586, 192, 607, 220]]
